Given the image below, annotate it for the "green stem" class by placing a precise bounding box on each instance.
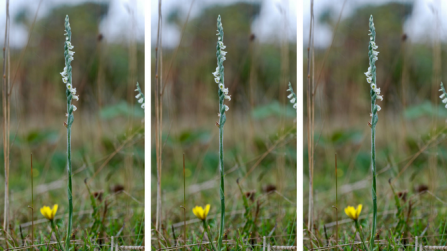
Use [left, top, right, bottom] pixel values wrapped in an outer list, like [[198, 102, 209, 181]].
[[370, 103, 377, 251], [66, 120, 73, 251], [203, 220, 217, 251], [64, 15, 74, 251], [50, 220, 64, 251], [355, 220, 368, 251], [218, 95, 225, 251]]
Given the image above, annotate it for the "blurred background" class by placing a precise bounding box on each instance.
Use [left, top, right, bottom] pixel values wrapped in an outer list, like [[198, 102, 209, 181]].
[[304, 0, 447, 244], [151, 0, 297, 245], [0, 0, 144, 243]]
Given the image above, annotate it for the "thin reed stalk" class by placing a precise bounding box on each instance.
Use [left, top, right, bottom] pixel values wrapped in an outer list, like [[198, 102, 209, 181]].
[[2, 0, 10, 237], [306, 0, 314, 232], [154, 0, 163, 232]]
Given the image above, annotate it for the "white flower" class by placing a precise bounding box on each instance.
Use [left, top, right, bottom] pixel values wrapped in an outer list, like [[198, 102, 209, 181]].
[[70, 88, 77, 95], [377, 95, 383, 101], [372, 51, 379, 56], [138, 98, 144, 104], [219, 84, 224, 89], [440, 94, 445, 99], [61, 67, 68, 77], [376, 105, 381, 111], [443, 98, 447, 104], [218, 41, 226, 50], [141, 103, 145, 109], [136, 93, 141, 99], [290, 98, 296, 103], [72, 105, 77, 111], [370, 41, 378, 50], [73, 95, 79, 101], [221, 51, 227, 56], [62, 77, 68, 83], [224, 105, 229, 111], [225, 95, 231, 101], [66, 84, 72, 90], [223, 88, 229, 95], [374, 87, 381, 95], [66, 41, 74, 49], [293, 103, 297, 109], [214, 77, 220, 83], [68, 51, 75, 56], [212, 71, 219, 77], [287, 94, 293, 99], [366, 77, 372, 83], [371, 84, 376, 90]]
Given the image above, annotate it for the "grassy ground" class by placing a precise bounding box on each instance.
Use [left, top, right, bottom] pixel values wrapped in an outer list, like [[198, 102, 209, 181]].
[[304, 2, 447, 250], [0, 2, 145, 250], [151, 1, 297, 249], [152, 115, 296, 250]]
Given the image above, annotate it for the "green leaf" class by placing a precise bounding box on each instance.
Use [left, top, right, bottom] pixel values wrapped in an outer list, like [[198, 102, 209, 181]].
[[404, 101, 447, 120], [99, 101, 144, 120], [208, 219, 216, 228], [252, 101, 295, 120]]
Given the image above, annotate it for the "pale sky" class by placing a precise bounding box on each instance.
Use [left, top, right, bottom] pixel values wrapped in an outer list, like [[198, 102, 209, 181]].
[[151, 0, 298, 48], [303, 0, 447, 48], [0, 0, 145, 48]]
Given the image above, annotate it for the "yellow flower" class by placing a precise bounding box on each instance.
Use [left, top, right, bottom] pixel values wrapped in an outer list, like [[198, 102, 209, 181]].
[[192, 204, 210, 220], [40, 204, 58, 220], [344, 204, 362, 220]]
